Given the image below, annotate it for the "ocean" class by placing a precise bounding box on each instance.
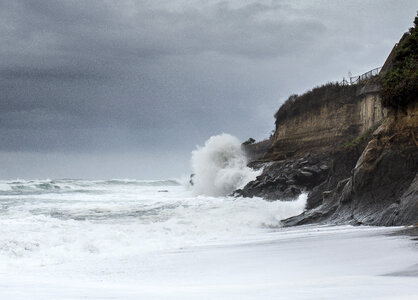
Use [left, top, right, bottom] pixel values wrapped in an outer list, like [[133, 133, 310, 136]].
[[1, 135, 417, 299], [1, 178, 418, 299]]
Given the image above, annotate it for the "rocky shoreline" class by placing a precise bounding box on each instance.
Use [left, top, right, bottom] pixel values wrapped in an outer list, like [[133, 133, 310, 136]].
[[237, 100, 417, 227]]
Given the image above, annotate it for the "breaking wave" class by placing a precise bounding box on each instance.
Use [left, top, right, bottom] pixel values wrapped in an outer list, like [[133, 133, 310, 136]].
[[0, 179, 180, 195], [0, 186, 307, 266], [191, 133, 261, 196]]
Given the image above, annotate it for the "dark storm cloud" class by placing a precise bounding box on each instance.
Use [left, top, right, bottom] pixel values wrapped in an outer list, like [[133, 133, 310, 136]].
[[0, 0, 417, 178], [0, 1, 326, 141], [0, 0, 325, 67]]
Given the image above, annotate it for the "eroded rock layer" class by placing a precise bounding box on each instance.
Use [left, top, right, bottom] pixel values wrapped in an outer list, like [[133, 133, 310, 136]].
[[283, 101, 418, 226], [237, 82, 417, 226], [262, 83, 385, 161]]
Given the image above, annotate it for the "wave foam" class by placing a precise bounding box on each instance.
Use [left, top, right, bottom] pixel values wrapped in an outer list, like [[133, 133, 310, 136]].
[[191, 133, 261, 196], [0, 189, 307, 268], [0, 179, 180, 195]]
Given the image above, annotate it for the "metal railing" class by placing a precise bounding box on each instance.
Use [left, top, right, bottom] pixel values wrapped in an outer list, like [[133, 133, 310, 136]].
[[349, 67, 381, 85]]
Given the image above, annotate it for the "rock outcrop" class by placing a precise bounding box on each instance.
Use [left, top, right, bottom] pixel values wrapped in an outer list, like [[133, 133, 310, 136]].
[[236, 17, 418, 226], [237, 79, 385, 205], [234, 152, 331, 201], [238, 93, 417, 226], [283, 101, 418, 226], [238, 96, 417, 226]]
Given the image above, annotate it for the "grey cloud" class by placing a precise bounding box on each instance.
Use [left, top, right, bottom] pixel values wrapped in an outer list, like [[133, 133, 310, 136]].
[[0, 0, 327, 68], [0, 0, 417, 178], [0, 67, 105, 81]]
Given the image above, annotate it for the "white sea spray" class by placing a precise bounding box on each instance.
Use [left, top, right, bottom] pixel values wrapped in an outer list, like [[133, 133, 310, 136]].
[[190, 133, 261, 196]]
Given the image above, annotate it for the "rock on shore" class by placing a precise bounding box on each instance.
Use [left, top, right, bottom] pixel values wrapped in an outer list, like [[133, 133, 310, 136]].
[[283, 101, 418, 226]]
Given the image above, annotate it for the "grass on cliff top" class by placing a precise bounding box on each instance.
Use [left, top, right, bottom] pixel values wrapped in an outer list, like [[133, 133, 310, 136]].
[[381, 13, 418, 108], [274, 82, 357, 126]]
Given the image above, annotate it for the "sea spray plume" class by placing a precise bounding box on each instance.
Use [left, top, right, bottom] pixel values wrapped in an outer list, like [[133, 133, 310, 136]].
[[191, 134, 261, 196]]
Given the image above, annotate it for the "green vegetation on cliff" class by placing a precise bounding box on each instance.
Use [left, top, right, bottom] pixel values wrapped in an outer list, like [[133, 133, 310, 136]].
[[274, 82, 357, 126], [343, 122, 381, 150], [381, 14, 418, 108]]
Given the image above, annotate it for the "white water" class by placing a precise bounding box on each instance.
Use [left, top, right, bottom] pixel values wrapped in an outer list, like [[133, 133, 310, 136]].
[[1, 135, 417, 299], [0, 179, 418, 299], [0, 179, 306, 267], [191, 133, 261, 196]]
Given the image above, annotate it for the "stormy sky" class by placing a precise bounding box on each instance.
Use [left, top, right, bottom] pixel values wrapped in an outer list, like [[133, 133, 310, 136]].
[[0, 0, 416, 179]]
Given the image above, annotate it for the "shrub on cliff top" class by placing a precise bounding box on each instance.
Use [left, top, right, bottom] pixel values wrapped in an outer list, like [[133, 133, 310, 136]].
[[274, 82, 357, 126], [381, 14, 418, 108]]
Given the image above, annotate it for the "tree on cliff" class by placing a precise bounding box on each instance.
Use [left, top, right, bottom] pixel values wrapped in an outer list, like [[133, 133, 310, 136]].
[[381, 13, 418, 108]]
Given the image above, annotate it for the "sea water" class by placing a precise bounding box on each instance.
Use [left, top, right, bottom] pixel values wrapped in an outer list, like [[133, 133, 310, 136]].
[[1, 179, 418, 299], [0, 178, 306, 268], [1, 133, 418, 299]]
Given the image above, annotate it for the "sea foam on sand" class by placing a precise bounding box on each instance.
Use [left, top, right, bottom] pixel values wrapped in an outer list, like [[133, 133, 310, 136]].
[[1, 224, 417, 300]]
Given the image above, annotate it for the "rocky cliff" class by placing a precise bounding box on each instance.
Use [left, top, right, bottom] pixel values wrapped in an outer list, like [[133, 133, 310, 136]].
[[262, 81, 385, 161], [236, 16, 418, 226], [282, 101, 418, 226], [237, 79, 386, 203]]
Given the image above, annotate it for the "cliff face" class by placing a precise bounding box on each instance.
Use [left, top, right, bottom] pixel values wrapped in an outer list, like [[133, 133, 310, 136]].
[[283, 101, 418, 226], [263, 82, 385, 161], [237, 80, 386, 202], [238, 89, 417, 226], [346, 101, 418, 224], [237, 17, 418, 226]]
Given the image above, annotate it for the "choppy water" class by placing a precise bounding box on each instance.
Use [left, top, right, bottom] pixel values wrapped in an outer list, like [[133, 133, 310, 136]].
[[0, 179, 306, 269], [1, 179, 417, 299]]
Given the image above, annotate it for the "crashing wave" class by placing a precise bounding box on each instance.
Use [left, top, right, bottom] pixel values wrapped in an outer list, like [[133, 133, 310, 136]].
[[190, 133, 261, 196]]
